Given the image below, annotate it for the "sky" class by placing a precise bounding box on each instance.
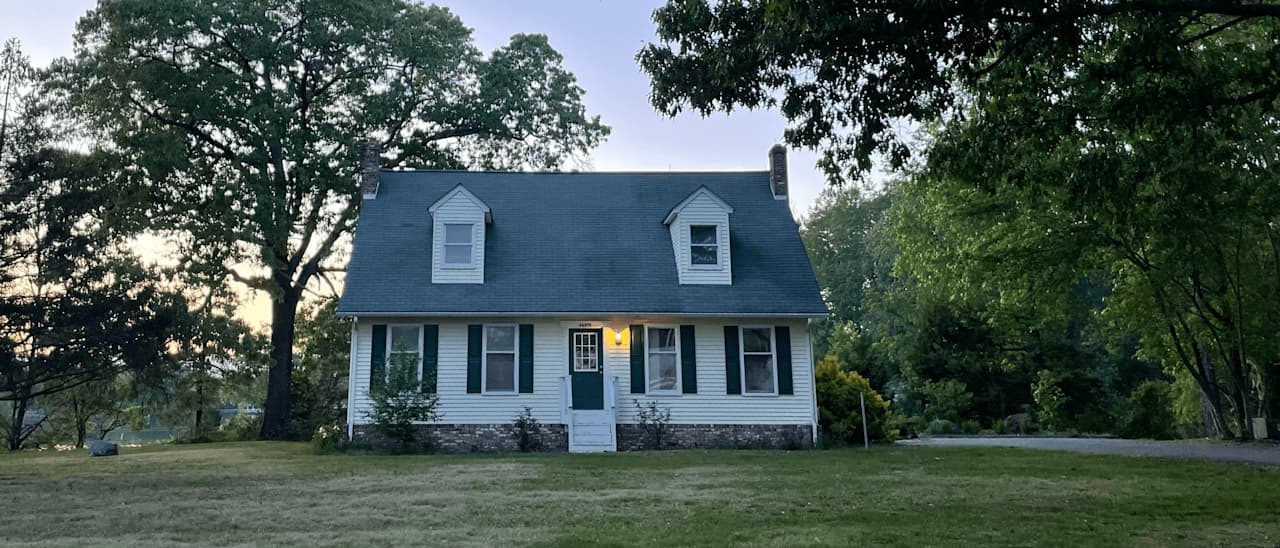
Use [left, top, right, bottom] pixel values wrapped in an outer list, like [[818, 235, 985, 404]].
[[0, 0, 832, 327]]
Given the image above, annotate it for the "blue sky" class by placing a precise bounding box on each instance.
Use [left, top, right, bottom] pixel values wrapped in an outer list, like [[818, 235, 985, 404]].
[[1, 0, 828, 218]]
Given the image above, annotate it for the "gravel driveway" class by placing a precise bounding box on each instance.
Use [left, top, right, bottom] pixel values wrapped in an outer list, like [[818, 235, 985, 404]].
[[900, 436, 1280, 466]]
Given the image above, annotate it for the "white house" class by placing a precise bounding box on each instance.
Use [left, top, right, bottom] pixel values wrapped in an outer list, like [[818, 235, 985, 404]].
[[337, 145, 827, 452]]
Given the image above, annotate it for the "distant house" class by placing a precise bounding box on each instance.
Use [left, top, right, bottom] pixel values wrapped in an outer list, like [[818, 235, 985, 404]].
[[337, 145, 826, 452]]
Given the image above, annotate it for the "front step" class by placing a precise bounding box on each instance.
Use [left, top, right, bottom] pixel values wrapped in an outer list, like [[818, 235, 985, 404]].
[[569, 410, 616, 453]]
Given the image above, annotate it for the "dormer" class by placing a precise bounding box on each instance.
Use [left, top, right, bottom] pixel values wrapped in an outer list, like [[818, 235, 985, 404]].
[[429, 184, 491, 284], [664, 186, 733, 285]]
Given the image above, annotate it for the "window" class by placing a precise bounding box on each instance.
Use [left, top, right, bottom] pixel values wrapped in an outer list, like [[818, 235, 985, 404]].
[[689, 225, 719, 266], [646, 326, 679, 393], [483, 325, 517, 393], [386, 325, 422, 387], [573, 331, 599, 372], [442, 223, 474, 267], [739, 326, 776, 395]]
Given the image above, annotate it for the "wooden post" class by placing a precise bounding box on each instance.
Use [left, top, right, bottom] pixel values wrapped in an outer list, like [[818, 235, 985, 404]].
[[860, 393, 869, 449]]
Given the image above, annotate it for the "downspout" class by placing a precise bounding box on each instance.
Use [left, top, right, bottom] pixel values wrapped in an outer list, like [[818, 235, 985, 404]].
[[346, 317, 358, 440], [807, 318, 820, 447]]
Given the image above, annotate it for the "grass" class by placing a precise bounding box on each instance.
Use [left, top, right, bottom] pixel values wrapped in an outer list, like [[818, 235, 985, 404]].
[[1, 443, 1277, 547]]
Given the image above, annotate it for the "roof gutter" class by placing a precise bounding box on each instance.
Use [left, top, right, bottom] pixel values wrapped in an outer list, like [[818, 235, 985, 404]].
[[337, 310, 828, 320]]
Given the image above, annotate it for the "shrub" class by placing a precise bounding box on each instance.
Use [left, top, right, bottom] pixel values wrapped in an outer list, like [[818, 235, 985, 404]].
[[634, 401, 672, 450], [1033, 370, 1070, 432], [512, 406, 542, 453], [217, 412, 263, 442], [815, 356, 891, 444], [991, 417, 1006, 434], [310, 424, 344, 452], [925, 419, 955, 435], [1121, 380, 1176, 440], [366, 352, 440, 450], [919, 379, 972, 423], [887, 412, 926, 440], [960, 419, 981, 435]]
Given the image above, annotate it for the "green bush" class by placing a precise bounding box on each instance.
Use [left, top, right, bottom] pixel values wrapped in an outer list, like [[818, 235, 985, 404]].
[[816, 356, 891, 443], [960, 419, 981, 434], [310, 424, 344, 452], [217, 412, 262, 442], [887, 412, 926, 439], [925, 419, 955, 435], [919, 379, 972, 422], [991, 417, 1006, 434], [1121, 380, 1176, 440]]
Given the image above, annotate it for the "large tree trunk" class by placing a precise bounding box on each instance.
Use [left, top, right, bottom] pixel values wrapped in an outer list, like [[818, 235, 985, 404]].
[[260, 288, 300, 440], [6, 390, 34, 451]]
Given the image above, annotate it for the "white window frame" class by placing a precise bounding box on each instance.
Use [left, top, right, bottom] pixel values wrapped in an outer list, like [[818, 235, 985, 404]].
[[643, 324, 682, 395], [688, 224, 721, 270], [481, 323, 519, 395], [441, 222, 476, 269], [738, 325, 778, 396], [384, 324, 424, 385], [572, 330, 600, 373]]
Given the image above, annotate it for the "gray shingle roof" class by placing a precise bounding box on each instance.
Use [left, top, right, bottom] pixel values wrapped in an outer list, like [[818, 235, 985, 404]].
[[337, 170, 827, 317]]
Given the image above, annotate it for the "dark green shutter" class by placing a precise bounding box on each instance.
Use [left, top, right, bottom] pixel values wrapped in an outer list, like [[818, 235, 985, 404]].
[[776, 326, 793, 395], [466, 324, 482, 393], [421, 325, 438, 393], [370, 324, 387, 392], [518, 324, 534, 393], [629, 325, 645, 393], [680, 325, 697, 394], [724, 325, 741, 395]]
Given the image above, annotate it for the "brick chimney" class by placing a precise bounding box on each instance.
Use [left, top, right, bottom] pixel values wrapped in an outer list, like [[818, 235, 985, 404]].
[[360, 140, 381, 199], [768, 144, 787, 200]]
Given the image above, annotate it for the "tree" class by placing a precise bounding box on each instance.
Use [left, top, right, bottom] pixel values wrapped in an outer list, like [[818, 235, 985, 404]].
[[56, 0, 609, 439], [158, 302, 265, 441], [289, 297, 350, 438], [1, 39, 190, 450], [640, 1, 1280, 184], [44, 374, 145, 448], [641, 1, 1280, 438]]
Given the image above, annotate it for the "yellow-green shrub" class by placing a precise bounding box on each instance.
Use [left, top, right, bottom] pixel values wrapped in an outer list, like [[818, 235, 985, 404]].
[[816, 356, 891, 443]]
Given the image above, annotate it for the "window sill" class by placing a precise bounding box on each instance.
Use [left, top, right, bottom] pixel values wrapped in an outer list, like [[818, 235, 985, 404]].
[[479, 391, 519, 396], [440, 264, 477, 270], [741, 392, 780, 397], [688, 264, 723, 271], [642, 391, 683, 397]]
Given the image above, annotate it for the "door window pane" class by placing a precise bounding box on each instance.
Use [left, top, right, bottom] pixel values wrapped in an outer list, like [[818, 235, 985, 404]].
[[573, 332, 598, 372]]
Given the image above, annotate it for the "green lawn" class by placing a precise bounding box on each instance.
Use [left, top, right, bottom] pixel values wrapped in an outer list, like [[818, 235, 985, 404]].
[[1, 443, 1277, 547]]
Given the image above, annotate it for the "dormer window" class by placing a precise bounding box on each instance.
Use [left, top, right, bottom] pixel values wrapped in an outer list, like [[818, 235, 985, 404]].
[[429, 184, 490, 284], [443, 223, 475, 267], [689, 225, 719, 267], [663, 186, 733, 285]]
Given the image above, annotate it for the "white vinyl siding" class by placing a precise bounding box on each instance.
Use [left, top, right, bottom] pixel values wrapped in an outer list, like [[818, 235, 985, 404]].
[[667, 192, 732, 285], [350, 318, 814, 427]]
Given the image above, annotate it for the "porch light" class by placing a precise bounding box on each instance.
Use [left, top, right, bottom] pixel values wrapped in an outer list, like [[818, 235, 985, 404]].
[[614, 328, 623, 346]]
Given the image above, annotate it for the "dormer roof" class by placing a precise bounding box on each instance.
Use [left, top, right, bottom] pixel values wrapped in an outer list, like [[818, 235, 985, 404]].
[[428, 183, 493, 224], [663, 185, 733, 225]]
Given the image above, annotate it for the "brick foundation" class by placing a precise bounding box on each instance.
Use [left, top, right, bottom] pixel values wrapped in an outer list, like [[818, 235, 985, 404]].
[[618, 423, 812, 451], [353, 423, 812, 452], [352, 423, 568, 452]]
